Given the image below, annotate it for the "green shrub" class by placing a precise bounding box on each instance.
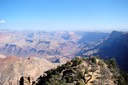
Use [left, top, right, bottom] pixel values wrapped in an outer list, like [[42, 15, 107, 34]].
[[71, 57, 83, 66], [105, 58, 117, 69], [92, 57, 97, 63]]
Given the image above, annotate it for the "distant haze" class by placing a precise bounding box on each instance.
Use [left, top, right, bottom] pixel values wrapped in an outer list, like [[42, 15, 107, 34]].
[[0, 0, 128, 32]]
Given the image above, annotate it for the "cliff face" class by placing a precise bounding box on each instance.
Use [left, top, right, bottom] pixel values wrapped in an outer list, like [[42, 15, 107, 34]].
[[96, 31, 128, 71], [78, 32, 109, 44], [0, 56, 58, 85], [77, 31, 128, 71]]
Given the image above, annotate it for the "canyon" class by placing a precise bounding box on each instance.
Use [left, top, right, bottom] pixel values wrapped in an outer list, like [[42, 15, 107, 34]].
[[1, 30, 128, 85]]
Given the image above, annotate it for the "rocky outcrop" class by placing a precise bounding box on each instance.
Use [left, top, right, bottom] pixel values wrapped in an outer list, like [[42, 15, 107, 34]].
[[35, 57, 119, 85], [0, 56, 58, 85], [2, 44, 23, 55]]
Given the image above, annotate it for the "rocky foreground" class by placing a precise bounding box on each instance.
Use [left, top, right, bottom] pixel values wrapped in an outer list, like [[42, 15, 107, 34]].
[[25, 57, 118, 85], [0, 55, 59, 85], [0, 56, 128, 85], [33, 57, 127, 85]]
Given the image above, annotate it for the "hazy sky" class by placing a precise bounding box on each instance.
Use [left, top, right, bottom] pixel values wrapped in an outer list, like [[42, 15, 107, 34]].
[[0, 0, 128, 31]]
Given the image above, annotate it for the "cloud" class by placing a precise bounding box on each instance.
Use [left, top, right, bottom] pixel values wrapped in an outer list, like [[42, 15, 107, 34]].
[[0, 20, 6, 24]]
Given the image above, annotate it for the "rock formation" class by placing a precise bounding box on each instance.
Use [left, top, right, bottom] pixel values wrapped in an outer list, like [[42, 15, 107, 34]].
[[0, 56, 58, 85]]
